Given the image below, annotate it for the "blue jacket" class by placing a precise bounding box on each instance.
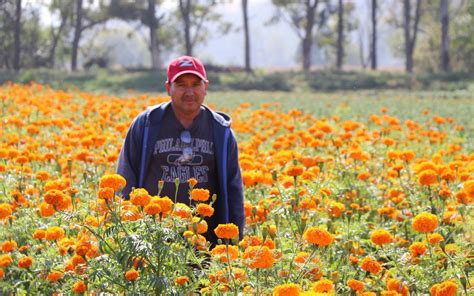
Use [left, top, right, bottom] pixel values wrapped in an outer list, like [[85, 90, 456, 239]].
[[117, 101, 245, 242]]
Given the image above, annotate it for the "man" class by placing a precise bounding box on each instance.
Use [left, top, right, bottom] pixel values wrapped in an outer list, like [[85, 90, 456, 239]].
[[117, 56, 244, 244]]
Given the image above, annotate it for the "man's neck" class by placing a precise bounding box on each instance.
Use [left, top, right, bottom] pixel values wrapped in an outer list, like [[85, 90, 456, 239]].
[[171, 105, 201, 129]]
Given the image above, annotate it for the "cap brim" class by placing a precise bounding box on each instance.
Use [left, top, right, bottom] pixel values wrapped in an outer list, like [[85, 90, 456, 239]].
[[169, 70, 207, 83]]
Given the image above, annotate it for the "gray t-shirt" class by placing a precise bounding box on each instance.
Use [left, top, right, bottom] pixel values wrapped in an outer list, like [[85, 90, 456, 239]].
[[145, 106, 218, 204]]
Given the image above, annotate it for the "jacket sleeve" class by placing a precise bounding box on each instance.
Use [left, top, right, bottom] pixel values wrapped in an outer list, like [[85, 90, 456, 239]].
[[116, 114, 145, 199], [226, 130, 245, 240]]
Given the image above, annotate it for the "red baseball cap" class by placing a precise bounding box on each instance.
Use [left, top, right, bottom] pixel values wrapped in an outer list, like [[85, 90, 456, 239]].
[[167, 56, 207, 83]]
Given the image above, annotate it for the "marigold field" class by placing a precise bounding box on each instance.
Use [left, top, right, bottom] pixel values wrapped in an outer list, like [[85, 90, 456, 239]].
[[0, 83, 473, 295]]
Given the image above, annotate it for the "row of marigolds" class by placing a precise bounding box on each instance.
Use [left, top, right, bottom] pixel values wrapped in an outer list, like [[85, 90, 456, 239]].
[[0, 83, 473, 294]]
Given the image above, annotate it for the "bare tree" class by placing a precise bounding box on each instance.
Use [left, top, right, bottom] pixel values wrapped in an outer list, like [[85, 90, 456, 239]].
[[336, 0, 343, 70], [13, 0, 21, 71], [272, 0, 327, 72], [439, 0, 449, 71], [403, 0, 422, 73], [371, 0, 377, 70], [48, 0, 71, 67], [242, 0, 251, 72]]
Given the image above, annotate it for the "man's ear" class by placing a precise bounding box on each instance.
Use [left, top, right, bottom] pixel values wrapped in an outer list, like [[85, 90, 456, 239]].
[[165, 81, 171, 95], [204, 80, 209, 91]]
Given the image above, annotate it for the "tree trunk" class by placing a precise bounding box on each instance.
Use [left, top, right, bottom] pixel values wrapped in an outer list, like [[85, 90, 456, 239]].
[[336, 0, 343, 70], [49, 9, 69, 68], [403, 0, 413, 73], [71, 0, 83, 71], [242, 0, 251, 73], [302, 0, 318, 72], [148, 0, 161, 69], [440, 0, 449, 72], [13, 0, 21, 71], [371, 0, 377, 70], [179, 0, 192, 56]]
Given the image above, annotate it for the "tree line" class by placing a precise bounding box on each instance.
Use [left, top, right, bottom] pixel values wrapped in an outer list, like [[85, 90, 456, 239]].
[[1, 0, 473, 73]]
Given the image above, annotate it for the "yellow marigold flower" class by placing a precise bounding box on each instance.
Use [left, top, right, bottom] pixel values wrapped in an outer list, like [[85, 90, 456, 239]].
[[175, 276, 189, 286], [72, 280, 87, 293], [360, 256, 382, 274], [211, 245, 239, 263], [1, 240, 17, 252], [243, 245, 274, 269], [47, 271, 63, 282], [125, 268, 139, 281], [273, 283, 301, 296], [370, 229, 393, 245], [430, 281, 457, 296], [130, 188, 151, 207], [0, 203, 13, 219], [99, 174, 126, 192], [412, 212, 438, 233], [214, 223, 239, 239], [18, 256, 33, 269], [303, 227, 334, 246], [312, 278, 334, 293], [45, 226, 65, 241], [191, 188, 210, 202], [418, 169, 438, 186], [347, 279, 365, 292], [196, 203, 214, 217]]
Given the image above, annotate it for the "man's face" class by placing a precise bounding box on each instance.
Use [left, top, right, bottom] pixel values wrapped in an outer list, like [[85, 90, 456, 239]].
[[166, 74, 208, 116]]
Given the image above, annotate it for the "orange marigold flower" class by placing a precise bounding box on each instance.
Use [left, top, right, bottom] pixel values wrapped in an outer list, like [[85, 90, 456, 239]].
[[430, 281, 457, 296], [412, 212, 438, 233], [191, 188, 210, 202], [1, 240, 17, 252], [211, 245, 240, 263], [99, 174, 126, 192], [44, 189, 65, 206], [175, 276, 189, 286], [387, 278, 409, 296], [0, 269, 4, 279], [428, 233, 444, 244], [130, 188, 151, 207], [0, 254, 13, 267], [39, 202, 55, 217], [312, 278, 334, 293], [327, 201, 345, 218], [360, 256, 382, 274], [125, 268, 139, 281], [72, 280, 87, 293], [188, 178, 198, 187], [273, 283, 301, 296], [45, 226, 65, 241], [286, 165, 304, 177], [18, 256, 33, 269], [418, 169, 438, 186], [47, 271, 63, 282], [243, 246, 274, 269], [214, 223, 239, 240], [347, 279, 365, 292], [144, 203, 162, 216], [370, 229, 393, 245], [196, 203, 214, 217], [409, 242, 427, 257], [151, 196, 174, 214], [303, 226, 334, 246], [188, 217, 208, 234], [35, 171, 50, 181], [0, 203, 13, 219], [172, 202, 191, 219], [98, 187, 115, 200], [33, 229, 46, 240]]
